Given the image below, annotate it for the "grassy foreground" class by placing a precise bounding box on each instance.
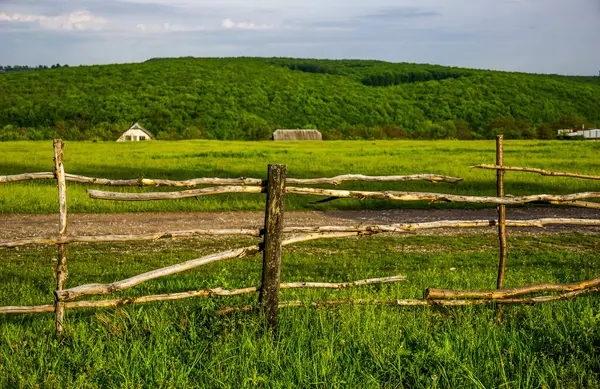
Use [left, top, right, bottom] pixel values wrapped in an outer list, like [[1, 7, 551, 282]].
[[1, 140, 600, 214], [0, 233, 599, 387]]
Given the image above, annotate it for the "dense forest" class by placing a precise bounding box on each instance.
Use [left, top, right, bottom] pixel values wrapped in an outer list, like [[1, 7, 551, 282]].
[[0, 57, 599, 141]]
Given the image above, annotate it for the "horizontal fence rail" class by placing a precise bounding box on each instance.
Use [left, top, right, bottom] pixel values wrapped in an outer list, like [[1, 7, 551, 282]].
[[86, 186, 600, 208], [424, 276, 600, 300], [2, 218, 600, 249], [55, 232, 358, 302], [1, 139, 600, 335], [0, 172, 463, 186], [216, 287, 600, 315], [0, 276, 406, 315], [473, 164, 600, 181]]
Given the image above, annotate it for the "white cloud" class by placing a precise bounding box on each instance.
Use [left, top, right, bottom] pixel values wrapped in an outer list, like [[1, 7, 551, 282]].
[[221, 18, 272, 30], [0, 11, 107, 31], [136, 23, 205, 33]]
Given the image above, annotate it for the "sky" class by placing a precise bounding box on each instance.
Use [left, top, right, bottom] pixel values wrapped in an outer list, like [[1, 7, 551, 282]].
[[0, 0, 599, 75]]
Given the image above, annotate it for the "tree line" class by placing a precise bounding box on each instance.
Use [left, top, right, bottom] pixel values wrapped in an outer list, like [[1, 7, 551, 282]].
[[0, 57, 598, 141]]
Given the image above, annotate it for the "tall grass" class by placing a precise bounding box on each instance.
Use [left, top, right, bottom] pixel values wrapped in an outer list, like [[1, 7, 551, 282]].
[[0, 233, 599, 387], [1, 140, 600, 213]]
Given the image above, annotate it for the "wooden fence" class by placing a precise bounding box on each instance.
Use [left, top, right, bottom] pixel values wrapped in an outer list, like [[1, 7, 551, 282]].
[[1, 137, 599, 334]]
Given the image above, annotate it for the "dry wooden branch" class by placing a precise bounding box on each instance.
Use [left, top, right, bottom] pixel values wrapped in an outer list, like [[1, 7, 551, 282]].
[[55, 232, 359, 302], [495, 135, 508, 323], [87, 185, 265, 201], [1, 172, 463, 186], [55, 244, 262, 301], [3, 218, 600, 250], [0, 276, 406, 315], [53, 139, 68, 334], [217, 287, 600, 315], [4, 286, 597, 316], [286, 187, 600, 207], [0, 229, 262, 248], [548, 200, 600, 209], [74, 176, 264, 187], [473, 164, 600, 181], [287, 174, 463, 185], [424, 276, 600, 300], [0, 172, 55, 184]]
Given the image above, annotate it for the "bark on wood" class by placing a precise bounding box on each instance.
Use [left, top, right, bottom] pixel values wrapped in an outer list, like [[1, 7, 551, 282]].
[[54, 232, 364, 302], [0, 172, 263, 186], [73, 176, 263, 187], [1, 172, 463, 186], [286, 187, 600, 206], [0, 229, 262, 248], [259, 165, 286, 328], [425, 276, 600, 299], [473, 164, 600, 181], [4, 285, 597, 316], [3, 218, 600, 250], [0, 276, 406, 315], [0, 172, 55, 183], [495, 135, 508, 322], [53, 139, 68, 335], [217, 287, 600, 315], [548, 200, 600, 209], [286, 174, 463, 185], [87, 185, 264, 201], [55, 244, 262, 301]]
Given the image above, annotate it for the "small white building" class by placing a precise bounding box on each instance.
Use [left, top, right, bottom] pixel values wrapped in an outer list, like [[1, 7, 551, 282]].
[[117, 123, 154, 142], [558, 127, 600, 140]]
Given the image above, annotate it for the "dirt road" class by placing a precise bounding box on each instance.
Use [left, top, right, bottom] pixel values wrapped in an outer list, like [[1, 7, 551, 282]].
[[1, 208, 599, 240]]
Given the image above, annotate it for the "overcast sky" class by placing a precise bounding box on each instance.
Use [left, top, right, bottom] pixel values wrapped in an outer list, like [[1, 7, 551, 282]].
[[1, 0, 599, 75]]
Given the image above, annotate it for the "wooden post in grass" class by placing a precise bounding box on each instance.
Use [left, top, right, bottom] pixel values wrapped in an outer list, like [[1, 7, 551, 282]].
[[53, 140, 69, 335], [259, 164, 286, 328], [495, 135, 508, 323]]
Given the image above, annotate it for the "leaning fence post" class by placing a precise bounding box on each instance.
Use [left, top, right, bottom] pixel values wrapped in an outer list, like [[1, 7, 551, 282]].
[[495, 135, 508, 323], [53, 139, 69, 335], [259, 164, 286, 328]]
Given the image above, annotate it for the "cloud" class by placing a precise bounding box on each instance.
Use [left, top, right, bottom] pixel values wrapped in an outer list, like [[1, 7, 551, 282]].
[[221, 18, 272, 30], [0, 11, 107, 31], [358, 7, 440, 21], [136, 22, 205, 33]]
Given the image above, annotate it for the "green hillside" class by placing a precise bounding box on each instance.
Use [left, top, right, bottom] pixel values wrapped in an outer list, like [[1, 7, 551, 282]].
[[1, 57, 599, 141]]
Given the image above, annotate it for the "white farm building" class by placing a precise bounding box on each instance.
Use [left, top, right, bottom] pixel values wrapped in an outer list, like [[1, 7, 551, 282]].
[[117, 123, 154, 142]]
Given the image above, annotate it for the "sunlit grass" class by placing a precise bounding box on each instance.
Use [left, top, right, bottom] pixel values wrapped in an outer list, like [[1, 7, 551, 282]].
[[1, 140, 599, 214], [0, 233, 599, 387]]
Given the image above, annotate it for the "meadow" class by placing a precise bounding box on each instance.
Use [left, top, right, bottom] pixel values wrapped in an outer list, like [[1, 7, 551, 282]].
[[1, 140, 600, 214], [1, 140, 600, 388], [1, 233, 599, 388]]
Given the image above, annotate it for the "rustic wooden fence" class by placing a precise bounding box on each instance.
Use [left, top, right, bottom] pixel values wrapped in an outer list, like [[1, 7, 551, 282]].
[[1, 137, 599, 334]]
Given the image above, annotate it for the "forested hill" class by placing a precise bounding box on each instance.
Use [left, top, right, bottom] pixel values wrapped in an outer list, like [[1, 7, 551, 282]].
[[1, 57, 599, 141]]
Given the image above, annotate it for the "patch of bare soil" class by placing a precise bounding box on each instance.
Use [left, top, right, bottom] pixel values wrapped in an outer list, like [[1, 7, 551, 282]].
[[0, 208, 599, 241]]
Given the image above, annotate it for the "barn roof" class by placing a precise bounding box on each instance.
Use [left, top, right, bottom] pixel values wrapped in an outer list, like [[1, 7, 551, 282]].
[[272, 129, 322, 141]]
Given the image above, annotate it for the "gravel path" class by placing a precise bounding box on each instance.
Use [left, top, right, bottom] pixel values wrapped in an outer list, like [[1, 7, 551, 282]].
[[1, 208, 599, 240]]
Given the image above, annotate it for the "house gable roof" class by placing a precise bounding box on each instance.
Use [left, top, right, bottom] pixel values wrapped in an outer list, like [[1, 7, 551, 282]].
[[124, 122, 154, 140]]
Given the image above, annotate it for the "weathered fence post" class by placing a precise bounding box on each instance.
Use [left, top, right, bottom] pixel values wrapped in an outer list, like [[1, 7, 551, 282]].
[[53, 139, 69, 335], [495, 135, 508, 323], [259, 164, 286, 328]]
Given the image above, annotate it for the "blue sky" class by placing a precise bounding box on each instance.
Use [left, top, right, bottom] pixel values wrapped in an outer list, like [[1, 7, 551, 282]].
[[1, 0, 599, 75]]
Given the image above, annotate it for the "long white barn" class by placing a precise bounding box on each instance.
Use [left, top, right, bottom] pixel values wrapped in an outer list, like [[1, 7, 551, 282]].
[[117, 123, 154, 142]]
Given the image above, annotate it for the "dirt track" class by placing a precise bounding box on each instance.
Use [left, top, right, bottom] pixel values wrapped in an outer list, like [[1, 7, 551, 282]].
[[1, 208, 600, 241]]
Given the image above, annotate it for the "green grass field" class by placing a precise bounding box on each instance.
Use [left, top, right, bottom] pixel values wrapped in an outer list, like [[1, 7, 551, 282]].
[[1, 140, 600, 387], [1, 140, 600, 214], [1, 233, 599, 388]]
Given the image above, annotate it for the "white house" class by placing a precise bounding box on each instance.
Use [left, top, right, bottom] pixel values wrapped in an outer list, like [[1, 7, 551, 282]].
[[117, 123, 154, 142]]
